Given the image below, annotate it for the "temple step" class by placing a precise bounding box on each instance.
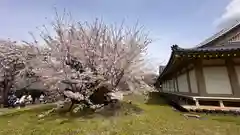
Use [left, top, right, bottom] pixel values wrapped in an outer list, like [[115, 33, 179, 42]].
[[181, 105, 240, 115]]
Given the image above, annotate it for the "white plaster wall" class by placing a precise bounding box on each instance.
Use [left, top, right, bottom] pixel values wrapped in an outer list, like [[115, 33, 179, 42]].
[[234, 66, 240, 85], [162, 81, 167, 92], [162, 78, 180, 92], [169, 80, 174, 92], [165, 81, 168, 92], [171, 80, 174, 92], [168, 80, 171, 92], [161, 81, 165, 91], [163, 81, 167, 92], [170, 80, 174, 92], [167, 80, 170, 92], [177, 73, 189, 92], [162, 80, 176, 92], [203, 66, 232, 94], [189, 69, 198, 93], [167, 80, 172, 92]]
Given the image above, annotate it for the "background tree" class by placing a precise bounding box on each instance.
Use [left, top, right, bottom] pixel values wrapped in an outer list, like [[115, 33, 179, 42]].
[[0, 40, 41, 107]]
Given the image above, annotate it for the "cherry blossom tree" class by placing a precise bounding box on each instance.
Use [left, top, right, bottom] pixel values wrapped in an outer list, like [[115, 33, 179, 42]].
[[13, 10, 152, 114], [32, 14, 151, 113]]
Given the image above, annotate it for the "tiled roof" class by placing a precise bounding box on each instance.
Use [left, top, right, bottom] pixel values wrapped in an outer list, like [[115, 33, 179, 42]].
[[172, 41, 240, 53], [196, 22, 240, 48]]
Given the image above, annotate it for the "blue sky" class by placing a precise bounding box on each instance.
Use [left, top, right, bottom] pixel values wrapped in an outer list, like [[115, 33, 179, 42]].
[[0, 0, 239, 72]]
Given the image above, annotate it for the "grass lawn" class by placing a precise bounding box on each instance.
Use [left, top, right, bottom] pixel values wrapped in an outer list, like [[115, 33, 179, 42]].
[[0, 94, 240, 135]]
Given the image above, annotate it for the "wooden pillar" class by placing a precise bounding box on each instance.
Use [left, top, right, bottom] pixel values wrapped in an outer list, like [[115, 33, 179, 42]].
[[194, 60, 207, 96], [195, 99, 200, 107], [175, 75, 179, 92], [226, 59, 240, 97], [219, 100, 224, 108], [186, 70, 192, 93], [173, 79, 177, 92]]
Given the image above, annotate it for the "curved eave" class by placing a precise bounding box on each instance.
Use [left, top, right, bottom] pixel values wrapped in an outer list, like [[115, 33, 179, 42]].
[[157, 44, 240, 82], [157, 50, 179, 82], [157, 45, 191, 81]]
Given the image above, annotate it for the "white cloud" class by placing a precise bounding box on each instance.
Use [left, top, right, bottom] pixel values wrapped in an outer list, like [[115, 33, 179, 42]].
[[216, 0, 240, 29]]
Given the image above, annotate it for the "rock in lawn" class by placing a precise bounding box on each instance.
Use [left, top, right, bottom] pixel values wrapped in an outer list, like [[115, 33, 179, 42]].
[[38, 114, 45, 119], [183, 113, 201, 119]]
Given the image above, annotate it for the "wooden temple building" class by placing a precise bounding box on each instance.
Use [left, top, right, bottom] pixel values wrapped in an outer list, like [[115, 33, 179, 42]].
[[156, 22, 240, 111]]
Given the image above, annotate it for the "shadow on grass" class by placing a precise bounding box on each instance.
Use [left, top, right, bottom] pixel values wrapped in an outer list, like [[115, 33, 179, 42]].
[[211, 116, 240, 125], [0, 104, 55, 118], [145, 92, 168, 106], [37, 101, 144, 124]]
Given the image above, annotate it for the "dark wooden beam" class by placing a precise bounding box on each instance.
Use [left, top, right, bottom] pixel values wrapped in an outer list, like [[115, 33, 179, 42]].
[[194, 59, 207, 96], [175, 75, 179, 92], [186, 70, 192, 93], [226, 59, 240, 97]]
